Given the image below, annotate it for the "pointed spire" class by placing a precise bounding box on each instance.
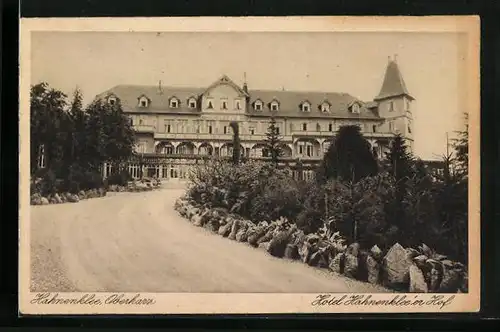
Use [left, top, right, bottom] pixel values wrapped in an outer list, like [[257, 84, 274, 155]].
[[375, 57, 413, 101]]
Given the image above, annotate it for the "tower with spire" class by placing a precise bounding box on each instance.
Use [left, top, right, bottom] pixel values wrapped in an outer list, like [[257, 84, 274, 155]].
[[374, 55, 414, 151]]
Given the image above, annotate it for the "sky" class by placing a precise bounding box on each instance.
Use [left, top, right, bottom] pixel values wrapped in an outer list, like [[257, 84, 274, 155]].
[[31, 31, 468, 160]]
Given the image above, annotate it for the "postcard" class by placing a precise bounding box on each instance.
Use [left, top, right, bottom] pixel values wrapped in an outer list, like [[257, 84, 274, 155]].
[[19, 16, 480, 314]]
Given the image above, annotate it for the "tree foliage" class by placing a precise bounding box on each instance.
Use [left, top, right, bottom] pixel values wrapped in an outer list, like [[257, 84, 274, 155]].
[[318, 125, 378, 183], [30, 83, 136, 194], [230, 121, 241, 165], [264, 115, 284, 166]]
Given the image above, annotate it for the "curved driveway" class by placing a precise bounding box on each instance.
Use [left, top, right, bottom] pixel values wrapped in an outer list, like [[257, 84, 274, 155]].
[[30, 186, 390, 293]]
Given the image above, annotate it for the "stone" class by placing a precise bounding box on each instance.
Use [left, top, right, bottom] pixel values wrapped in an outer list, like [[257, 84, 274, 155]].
[[247, 227, 267, 247], [191, 214, 203, 226], [299, 242, 312, 264], [409, 264, 428, 293], [284, 244, 299, 260], [228, 219, 241, 240], [258, 241, 270, 251], [309, 248, 329, 268], [366, 255, 381, 284], [268, 229, 293, 258], [370, 245, 383, 260], [413, 255, 428, 267], [343, 253, 358, 279], [54, 193, 63, 204], [382, 243, 412, 288], [30, 194, 42, 205], [346, 242, 361, 257], [330, 253, 345, 274], [429, 267, 442, 292], [67, 194, 80, 203], [418, 243, 433, 257], [438, 267, 462, 293], [257, 229, 275, 244], [78, 190, 86, 199], [40, 197, 50, 205], [235, 227, 248, 242], [49, 196, 58, 204], [218, 220, 233, 237]]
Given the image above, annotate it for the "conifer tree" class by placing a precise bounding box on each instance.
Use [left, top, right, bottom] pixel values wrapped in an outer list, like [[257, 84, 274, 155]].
[[384, 133, 414, 183], [318, 125, 378, 183], [230, 121, 240, 165], [264, 115, 284, 166]]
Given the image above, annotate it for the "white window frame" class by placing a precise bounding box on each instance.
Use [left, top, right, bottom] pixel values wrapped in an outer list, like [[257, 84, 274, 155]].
[[108, 97, 117, 105], [188, 98, 197, 108], [302, 102, 311, 112], [221, 99, 228, 110], [170, 98, 179, 108], [254, 100, 263, 111], [270, 101, 279, 111], [321, 103, 330, 112], [249, 126, 255, 135], [352, 103, 360, 114]]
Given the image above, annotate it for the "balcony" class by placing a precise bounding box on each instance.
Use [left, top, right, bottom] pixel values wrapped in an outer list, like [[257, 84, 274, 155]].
[[154, 132, 292, 142]]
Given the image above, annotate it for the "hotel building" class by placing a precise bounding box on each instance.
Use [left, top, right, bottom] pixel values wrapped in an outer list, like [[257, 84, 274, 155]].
[[97, 57, 414, 181]]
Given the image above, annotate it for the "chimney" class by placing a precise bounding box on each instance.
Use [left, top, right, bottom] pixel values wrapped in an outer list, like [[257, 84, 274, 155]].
[[394, 54, 398, 63], [158, 80, 163, 94]]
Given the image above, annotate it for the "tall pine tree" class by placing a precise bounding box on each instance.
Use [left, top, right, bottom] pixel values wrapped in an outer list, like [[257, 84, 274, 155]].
[[318, 125, 378, 183], [230, 121, 241, 165], [384, 133, 414, 183], [264, 115, 284, 166]]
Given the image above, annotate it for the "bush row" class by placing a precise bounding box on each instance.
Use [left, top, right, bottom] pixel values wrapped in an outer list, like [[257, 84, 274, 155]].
[[31, 188, 107, 205], [174, 197, 468, 293]]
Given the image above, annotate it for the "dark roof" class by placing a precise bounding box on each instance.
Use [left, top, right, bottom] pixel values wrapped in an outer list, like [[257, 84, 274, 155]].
[[97, 79, 382, 120], [375, 60, 413, 101]]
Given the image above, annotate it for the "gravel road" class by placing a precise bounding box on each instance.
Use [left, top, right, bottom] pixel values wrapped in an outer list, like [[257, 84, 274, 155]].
[[30, 184, 390, 293]]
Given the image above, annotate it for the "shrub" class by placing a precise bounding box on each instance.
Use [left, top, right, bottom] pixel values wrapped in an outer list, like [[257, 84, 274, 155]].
[[106, 169, 131, 186]]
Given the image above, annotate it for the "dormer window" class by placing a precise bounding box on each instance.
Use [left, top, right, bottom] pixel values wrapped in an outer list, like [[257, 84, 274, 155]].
[[235, 100, 241, 110], [170, 97, 179, 108], [207, 100, 214, 109], [138, 95, 149, 108], [254, 100, 263, 111], [188, 98, 197, 109], [352, 103, 360, 114], [321, 102, 330, 113], [221, 100, 228, 110], [108, 95, 117, 105], [301, 102, 311, 112], [270, 100, 279, 111]]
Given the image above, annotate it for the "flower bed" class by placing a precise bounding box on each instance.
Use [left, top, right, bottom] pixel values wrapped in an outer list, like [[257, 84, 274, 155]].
[[30, 188, 107, 205], [174, 197, 468, 293]]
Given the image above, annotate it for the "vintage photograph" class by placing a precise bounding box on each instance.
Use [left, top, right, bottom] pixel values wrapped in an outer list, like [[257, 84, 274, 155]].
[[19, 17, 480, 314]]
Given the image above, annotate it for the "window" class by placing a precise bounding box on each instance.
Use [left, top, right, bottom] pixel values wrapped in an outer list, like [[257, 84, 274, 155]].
[[249, 126, 255, 135], [208, 125, 213, 134], [316, 123, 321, 131], [109, 98, 116, 105], [165, 124, 171, 133], [270, 102, 279, 111], [302, 123, 307, 131], [129, 118, 134, 126], [321, 103, 330, 112], [328, 123, 333, 132], [389, 101, 395, 112], [189, 99, 197, 108], [302, 102, 310, 112], [141, 100, 147, 107], [37, 144, 45, 168], [372, 125, 377, 132], [276, 126, 280, 135], [408, 123, 412, 133], [224, 126, 228, 134], [254, 100, 263, 111], [389, 121, 394, 132], [405, 99, 410, 111], [235, 100, 241, 110], [170, 98, 179, 108], [299, 145, 304, 154], [207, 100, 214, 109], [139, 119, 143, 125], [352, 103, 360, 113], [306, 144, 313, 157]]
